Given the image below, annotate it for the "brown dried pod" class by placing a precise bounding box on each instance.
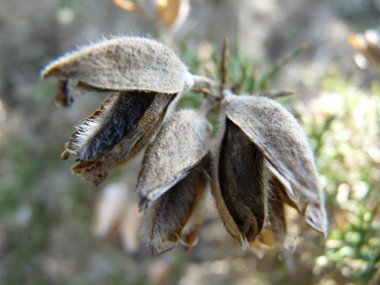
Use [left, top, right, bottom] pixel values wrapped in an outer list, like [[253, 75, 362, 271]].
[[223, 92, 327, 236], [137, 109, 211, 210], [264, 180, 288, 247], [211, 115, 271, 248], [234, 179, 288, 256], [140, 164, 207, 254], [41, 36, 194, 106], [65, 90, 178, 186], [180, 181, 212, 252]]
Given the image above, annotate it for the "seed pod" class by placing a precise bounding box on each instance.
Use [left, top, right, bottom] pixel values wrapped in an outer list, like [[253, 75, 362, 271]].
[[229, 177, 288, 254], [137, 109, 211, 210], [41, 36, 194, 106], [265, 179, 288, 247], [223, 93, 327, 236], [140, 164, 207, 254], [180, 183, 212, 252], [211, 115, 271, 248], [66, 90, 178, 186]]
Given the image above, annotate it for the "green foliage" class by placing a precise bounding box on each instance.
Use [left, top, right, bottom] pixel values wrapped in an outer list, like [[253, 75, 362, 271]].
[[0, 133, 93, 283], [230, 42, 309, 93], [304, 65, 380, 284]]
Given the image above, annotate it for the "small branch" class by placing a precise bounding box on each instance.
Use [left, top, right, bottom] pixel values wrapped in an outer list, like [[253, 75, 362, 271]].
[[220, 36, 229, 88], [198, 87, 220, 99], [191, 74, 217, 89], [191, 74, 220, 99], [255, 90, 301, 98]]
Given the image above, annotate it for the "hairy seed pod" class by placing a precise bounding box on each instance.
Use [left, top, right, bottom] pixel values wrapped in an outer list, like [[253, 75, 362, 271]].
[[265, 180, 288, 247], [137, 109, 211, 210], [268, 164, 327, 237], [140, 164, 207, 254], [236, 178, 288, 255], [223, 93, 327, 236], [211, 115, 271, 248], [41, 36, 194, 106], [65, 90, 178, 186], [180, 182, 212, 252]]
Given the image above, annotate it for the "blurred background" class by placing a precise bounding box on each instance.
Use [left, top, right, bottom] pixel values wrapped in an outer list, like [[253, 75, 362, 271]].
[[1, 0, 380, 284]]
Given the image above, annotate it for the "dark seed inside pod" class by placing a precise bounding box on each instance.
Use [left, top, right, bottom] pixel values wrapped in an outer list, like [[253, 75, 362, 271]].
[[78, 91, 156, 162], [218, 119, 266, 243]]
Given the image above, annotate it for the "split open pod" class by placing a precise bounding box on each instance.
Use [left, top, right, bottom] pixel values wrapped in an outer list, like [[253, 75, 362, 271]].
[[211, 91, 327, 249], [137, 109, 212, 254], [41, 37, 194, 185]]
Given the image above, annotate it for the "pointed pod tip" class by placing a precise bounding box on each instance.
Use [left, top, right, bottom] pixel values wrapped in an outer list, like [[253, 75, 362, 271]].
[[40, 68, 49, 80], [138, 195, 149, 213], [61, 150, 70, 160], [150, 241, 177, 257], [239, 235, 248, 250], [40, 64, 59, 80], [304, 203, 328, 237]]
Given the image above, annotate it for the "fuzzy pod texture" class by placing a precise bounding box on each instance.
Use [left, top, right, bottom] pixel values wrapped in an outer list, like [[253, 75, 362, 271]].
[[265, 181, 288, 247], [223, 93, 327, 236], [41, 37, 194, 97], [211, 113, 271, 248], [219, 119, 270, 244], [65, 91, 178, 186], [66, 91, 156, 162], [137, 109, 211, 210], [140, 164, 207, 253], [180, 180, 212, 252]]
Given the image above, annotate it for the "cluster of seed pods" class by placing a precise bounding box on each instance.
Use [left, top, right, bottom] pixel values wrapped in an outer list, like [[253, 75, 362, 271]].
[[41, 37, 327, 254]]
